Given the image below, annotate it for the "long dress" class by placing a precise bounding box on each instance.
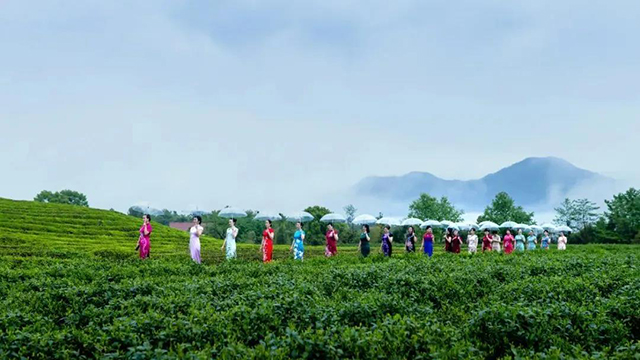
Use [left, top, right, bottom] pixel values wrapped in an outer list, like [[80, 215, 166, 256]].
[[558, 236, 567, 250], [225, 227, 237, 259], [491, 235, 501, 252], [515, 234, 526, 252], [541, 236, 551, 250], [451, 236, 462, 254], [360, 233, 370, 257], [482, 235, 492, 252], [423, 233, 434, 257], [262, 228, 274, 262], [293, 230, 305, 260], [467, 234, 478, 254], [405, 233, 416, 253], [527, 235, 537, 250], [189, 225, 202, 264], [503, 234, 514, 254], [381, 233, 392, 257], [138, 223, 152, 259], [325, 229, 338, 257], [444, 235, 452, 252]]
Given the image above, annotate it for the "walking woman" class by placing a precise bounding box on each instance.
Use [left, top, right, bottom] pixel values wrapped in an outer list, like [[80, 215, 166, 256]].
[[557, 232, 568, 250], [358, 224, 371, 257], [541, 230, 551, 250], [451, 229, 462, 254], [514, 229, 526, 252], [221, 218, 238, 260], [325, 223, 339, 257], [482, 229, 492, 252], [381, 225, 393, 257], [290, 221, 306, 260], [444, 229, 453, 252], [467, 228, 478, 254], [137, 214, 152, 259], [421, 226, 434, 257], [189, 215, 203, 264], [503, 229, 514, 254], [527, 230, 537, 250], [260, 220, 275, 263], [491, 230, 502, 252], [405, 226, 417, 253]]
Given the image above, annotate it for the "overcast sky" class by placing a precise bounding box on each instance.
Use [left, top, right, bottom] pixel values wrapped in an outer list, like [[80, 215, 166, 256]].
[[1, 0, 639, 216]]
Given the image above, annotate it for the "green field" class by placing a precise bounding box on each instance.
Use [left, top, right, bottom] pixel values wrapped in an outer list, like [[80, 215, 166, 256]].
[[1, 199, 639, 359]]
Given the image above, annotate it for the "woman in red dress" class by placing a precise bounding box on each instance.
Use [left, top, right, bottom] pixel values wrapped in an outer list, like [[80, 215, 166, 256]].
[[451, 229, 462, 254], [325, 223, 339, 257], [444, 229, 453, 252], [137, 214, 152, 259], [261, 220, 275, 263], [503, 229, 515, 254], [482, 229, 492, 252]]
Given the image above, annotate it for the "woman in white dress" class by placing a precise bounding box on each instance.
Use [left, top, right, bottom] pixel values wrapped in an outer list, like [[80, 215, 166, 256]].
[[189, 216, 204, 264], [491, 230, 502, 252], [557, 232, 568, 250], [467, 228, 478, 254], [221, 218, 239, 260]]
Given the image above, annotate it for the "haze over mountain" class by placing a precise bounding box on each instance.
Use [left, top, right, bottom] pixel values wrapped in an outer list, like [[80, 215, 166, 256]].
[[352, 157, 618, 215]]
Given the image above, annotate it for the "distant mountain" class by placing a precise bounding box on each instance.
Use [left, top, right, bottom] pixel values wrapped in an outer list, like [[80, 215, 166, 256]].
[[352, 157, 616, 212]]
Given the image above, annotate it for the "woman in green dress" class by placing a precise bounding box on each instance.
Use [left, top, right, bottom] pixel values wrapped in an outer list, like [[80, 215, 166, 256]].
[[358, 224, 371, 257], [515, 229, 526, 252]]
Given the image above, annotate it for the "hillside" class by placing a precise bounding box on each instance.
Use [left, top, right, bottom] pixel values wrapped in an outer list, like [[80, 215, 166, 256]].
[[353, 157, 615, 211]]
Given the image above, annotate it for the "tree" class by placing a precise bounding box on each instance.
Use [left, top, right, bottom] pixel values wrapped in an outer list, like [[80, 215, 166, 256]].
[[477, 192, 534, 225], [343, 204, 357, 224], [408, 194, 464, 222], [554, 198, 600, 230], [304, 206, 332, 245], [604, 188, 640, 242], [34, 189, 89, 207]]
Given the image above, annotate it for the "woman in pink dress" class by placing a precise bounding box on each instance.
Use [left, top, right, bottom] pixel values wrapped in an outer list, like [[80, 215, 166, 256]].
[[137, 214, 152, 259], [503, 229, 514, 254]]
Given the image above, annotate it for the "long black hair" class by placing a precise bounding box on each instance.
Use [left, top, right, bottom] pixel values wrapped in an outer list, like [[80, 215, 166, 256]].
[[194, 215, 202, 224], [363, 224, 370, 233]]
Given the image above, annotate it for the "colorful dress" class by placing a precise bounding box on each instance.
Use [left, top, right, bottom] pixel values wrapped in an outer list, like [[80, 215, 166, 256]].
[[225, 227, 237, 259], [138, 223, 152, 259], [503, 234, 514, 254], [527, 235, 537, 250], [451, 236, 462, 254], [557, 236, 567, 250], [444, 235, 452, 252], [381, 233, 392, 257], [515, 234, 525, 252], [541, 235, 551, 250], [423, 233, 434, 257], [482, 235, 492, 252], [405, 233, 416, 253], [293, 230, 305, 260], [360, 233, 370, 257], [189, 225, 202, 264], [467, 234, 478, 254], [325, 229, 338, 257], [491, 235, 501, 252], [262, 228, 274, 262]]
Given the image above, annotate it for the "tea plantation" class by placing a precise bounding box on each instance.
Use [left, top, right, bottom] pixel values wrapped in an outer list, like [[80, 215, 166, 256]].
[[0, 198, 639, 359]]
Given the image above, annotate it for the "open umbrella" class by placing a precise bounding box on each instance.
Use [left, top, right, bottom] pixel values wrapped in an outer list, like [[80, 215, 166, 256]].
[[529, 225, 544, 234], [219, 207, 247, 219], [467, 223, 480, 230], [376, 217, 402, 226], [320, 213, 347, 223], [352, 214, 377, 225], [447, 223, 460, 231], [286, 211, 315, 223], [420, 220, 441, 229], [514, 224, 531, 232], [555, 225, 573, 233], [401, 218, 424, 226], [440, 220, 454, 229], [540, 223, 556, 232], [254, 211, 282, 221], [480, 221, 500, 231], [500, 221, 519, 229], [456, 222, 470, 231]]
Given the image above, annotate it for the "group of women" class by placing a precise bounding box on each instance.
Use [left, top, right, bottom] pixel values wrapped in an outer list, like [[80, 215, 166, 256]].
[[136, 215, 568, 262]]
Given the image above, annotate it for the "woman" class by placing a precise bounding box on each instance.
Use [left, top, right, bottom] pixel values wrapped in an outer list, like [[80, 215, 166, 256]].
[[467, 228, 478, 254], [526, 230, 538, 250], [557, 232, 568, 251], [290, 221, 306, 260], [137, 214, 152, 259], [541, 230, 551, 250], [451, 229, 462, 254], [514, 229, 526, 252], [482, 229, 492, 252], [381, 225, 393, 257], [421, 226, 434, 257], [189, 215, 203, 264], [503, 230, 514, 254], [221, 218, 238, 260], [491, 230, 502, 252], [444, 229, 453, 252], [358, 224, 371, 257], [325, 223, 339, 257], [260, 220, 275, 263], [405, 226, 417, 253]]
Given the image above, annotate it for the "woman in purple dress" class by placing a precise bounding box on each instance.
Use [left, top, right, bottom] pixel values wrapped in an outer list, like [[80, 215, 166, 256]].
[[381, 225, 394, 257], [137, 214, 152, 259]]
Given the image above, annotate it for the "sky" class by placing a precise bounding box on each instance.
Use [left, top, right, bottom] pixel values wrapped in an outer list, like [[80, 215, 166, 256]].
[[1, 0, 639, 219]]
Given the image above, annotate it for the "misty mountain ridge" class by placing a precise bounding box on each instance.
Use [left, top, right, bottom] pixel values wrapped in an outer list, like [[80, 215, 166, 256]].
[[353, 157, 617, 212]]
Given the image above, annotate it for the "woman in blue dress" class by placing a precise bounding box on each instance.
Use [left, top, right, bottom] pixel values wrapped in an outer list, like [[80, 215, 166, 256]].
[[380, 225, 393, 257], [541, 230, 551, 250], [290, 221, 306, 260], [421, 226, 434, 257], [514, 229, 526, 252], [526, 230, 537, 250]]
